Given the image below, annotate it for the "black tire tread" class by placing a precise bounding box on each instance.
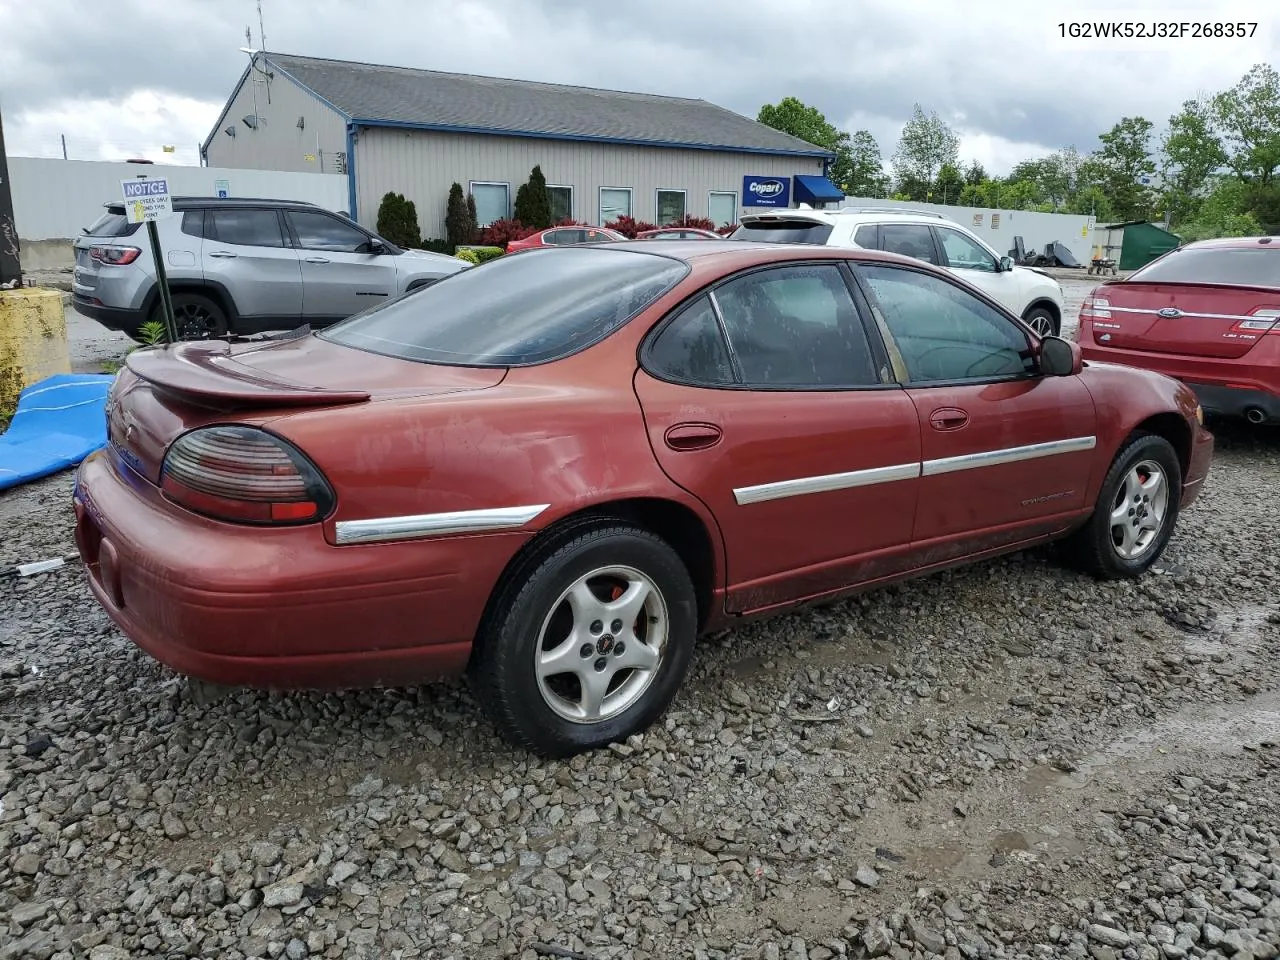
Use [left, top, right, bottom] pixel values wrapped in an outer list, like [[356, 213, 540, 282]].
[[1022, 305, 1060, 337]]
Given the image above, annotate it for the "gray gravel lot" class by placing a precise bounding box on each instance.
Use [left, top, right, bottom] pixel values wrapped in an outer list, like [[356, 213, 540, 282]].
[[4, 284, 1280, 960]]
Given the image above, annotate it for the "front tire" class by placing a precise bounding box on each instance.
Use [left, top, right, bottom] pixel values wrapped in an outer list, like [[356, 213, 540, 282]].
[[471, 522, 698, 758], [1022, 305, 1059, 337], [1062, 433, 1182, 579]]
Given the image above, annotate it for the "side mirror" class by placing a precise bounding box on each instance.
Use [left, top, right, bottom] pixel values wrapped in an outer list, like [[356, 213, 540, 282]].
[[367, 238, 387, 254], [1039, 335, 1082, 376], [998, 255, 1014, 272]]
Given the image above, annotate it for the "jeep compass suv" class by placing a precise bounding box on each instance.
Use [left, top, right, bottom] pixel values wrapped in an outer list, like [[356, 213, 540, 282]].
[[730, 207, 1066, 336], [72, 197, 468, 341]]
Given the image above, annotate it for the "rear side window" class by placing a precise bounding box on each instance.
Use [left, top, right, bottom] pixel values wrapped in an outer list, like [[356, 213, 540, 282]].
[[646, 296, 735, 384], [180, 210, 205, 239], [1130, 247, 1280, 286], [880, 224, 940, 265], [728, 220, 834, 245], [84, 210, 141, 238], [321, 247, 688, 366], [209, 209, 286, 248]]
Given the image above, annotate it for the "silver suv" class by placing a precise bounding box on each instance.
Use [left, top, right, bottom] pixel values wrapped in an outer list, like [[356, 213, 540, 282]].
[[72, 197, 469, 341]]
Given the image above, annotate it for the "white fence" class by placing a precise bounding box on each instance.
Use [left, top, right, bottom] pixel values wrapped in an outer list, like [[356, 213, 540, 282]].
[[9, 157, 348, 242], [838, 196, 1098, 265]]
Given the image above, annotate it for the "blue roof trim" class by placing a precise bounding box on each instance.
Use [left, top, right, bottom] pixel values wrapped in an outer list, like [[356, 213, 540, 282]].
[[349, 117, 835, 159], [793, 174, 845, 204]]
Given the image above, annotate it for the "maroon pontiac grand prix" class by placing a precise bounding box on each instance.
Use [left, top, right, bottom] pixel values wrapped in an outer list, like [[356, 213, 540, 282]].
[[73, 241, 1213, 756]]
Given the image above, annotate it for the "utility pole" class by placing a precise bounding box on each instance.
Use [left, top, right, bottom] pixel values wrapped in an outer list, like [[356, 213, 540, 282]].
[[61, 134, 67, 160], [0, 104, 22, 288]]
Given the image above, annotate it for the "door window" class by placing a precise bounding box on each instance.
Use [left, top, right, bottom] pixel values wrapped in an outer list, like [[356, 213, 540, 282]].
[[880, 224, 940, 265], [645, 296, 735, 385], [937, 227, 997, 272], [209, 209, 285, 247], [712, 264, 881, 387], [288, 211, 374, 252], [554, 229, 587, 245], [859, 264, 1033, 383]]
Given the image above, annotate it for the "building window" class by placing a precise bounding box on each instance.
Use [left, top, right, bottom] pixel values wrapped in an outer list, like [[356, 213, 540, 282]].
[[548, 185, 573, 222], [599, 187, 632, 225], [469, 182, 510, 227], [708, 191, 738, 228], [656, 189, 687, 225]]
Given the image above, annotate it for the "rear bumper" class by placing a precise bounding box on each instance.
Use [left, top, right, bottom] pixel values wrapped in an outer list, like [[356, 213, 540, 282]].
[[1187, 382, 1280, 423], [72, 446, 527, 689], [72, 295, 145, 338]]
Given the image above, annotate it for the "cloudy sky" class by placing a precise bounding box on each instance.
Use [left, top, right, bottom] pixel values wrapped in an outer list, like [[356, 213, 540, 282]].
[[2, 0, 1274, 174]]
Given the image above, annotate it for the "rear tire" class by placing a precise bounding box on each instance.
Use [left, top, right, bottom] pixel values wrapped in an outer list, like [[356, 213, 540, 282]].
[[1022, 305, 1059, 337], [1061, 433, 1182, 579], [154, 292, 228, 341], [470, 522, 698, 758]]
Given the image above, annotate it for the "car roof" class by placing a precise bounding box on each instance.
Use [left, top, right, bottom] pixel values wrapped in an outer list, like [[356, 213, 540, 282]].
[[739, 206, 953, 227], [101, 197, 326, 211], [1180, 236, 1280, 250], [601, 238, 933, 268]]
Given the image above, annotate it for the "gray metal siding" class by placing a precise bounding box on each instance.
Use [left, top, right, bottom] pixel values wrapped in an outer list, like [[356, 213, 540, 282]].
[[205, 69, 348, 176], [353, 128, 825, 237]]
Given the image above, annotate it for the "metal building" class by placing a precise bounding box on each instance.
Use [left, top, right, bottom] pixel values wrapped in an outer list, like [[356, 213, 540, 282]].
[[201, 53, 840, 239]]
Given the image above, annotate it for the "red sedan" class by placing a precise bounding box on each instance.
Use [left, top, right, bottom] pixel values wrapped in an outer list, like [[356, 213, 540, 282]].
[[637, 228, 722, 240], [1076, 237, 1280, 424], [505, 225, 625, 252], [74, 242, 1213, 757]]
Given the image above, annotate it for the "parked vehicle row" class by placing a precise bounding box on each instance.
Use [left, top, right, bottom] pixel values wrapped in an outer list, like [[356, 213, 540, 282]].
[[73, 240, 1212, 757]]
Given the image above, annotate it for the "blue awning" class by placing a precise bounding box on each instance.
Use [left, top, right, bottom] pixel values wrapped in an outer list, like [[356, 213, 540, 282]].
[[793, 175, 845, 204]]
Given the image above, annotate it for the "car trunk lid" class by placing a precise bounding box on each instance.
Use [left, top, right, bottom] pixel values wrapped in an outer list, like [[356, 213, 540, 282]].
[[112, 334, 506, 484], [1088, 281, 1280, 359]]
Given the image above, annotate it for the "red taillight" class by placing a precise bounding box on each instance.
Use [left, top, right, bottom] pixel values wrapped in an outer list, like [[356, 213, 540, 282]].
[[89, 245, 142, 265], [1231, 308, 1280, 334], [160, 426, 334, 525]]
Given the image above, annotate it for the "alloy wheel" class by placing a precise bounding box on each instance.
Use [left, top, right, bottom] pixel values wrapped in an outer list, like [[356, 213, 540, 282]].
[[1109, 459, 1169, 559], [1026, 312, 1055, 337], [174, 303, 218, 340], [534, 564, 668, 724]]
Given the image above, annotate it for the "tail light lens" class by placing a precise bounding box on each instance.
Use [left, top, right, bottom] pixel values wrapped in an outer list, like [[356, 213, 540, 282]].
[[160, 426, 334, 525], [89, 245, 142, 265], [1079, 293, 1111, 320], [1232, 308, 1280, 334]]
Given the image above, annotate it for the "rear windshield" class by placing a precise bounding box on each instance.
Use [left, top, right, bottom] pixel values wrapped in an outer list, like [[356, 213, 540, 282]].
[[319, 247, 689, 366], [1131, 246, 1280, 287], [727, 220, 834, 245], [84, 209, 141, 238]]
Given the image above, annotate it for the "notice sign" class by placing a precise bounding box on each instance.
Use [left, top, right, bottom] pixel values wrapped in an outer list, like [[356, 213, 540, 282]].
[[121, 178, 173, 223]]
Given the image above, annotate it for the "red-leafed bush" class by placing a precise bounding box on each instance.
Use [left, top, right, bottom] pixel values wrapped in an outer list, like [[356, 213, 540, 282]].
[[669, 214, 718, 231], [479, 218, 539, 247], [554, 217, 590, 227], [604, 215, 658, 239], [716, 223, 738, 236]]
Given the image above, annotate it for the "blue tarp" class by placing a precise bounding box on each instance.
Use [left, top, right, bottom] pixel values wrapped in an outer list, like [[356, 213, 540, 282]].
[[0, 374, 114, 492]]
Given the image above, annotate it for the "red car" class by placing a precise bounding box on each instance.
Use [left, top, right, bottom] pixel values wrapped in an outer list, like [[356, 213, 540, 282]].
[[506, 225, 625, 252], [637, 228, 722, 240], [1076, 236, 1280, 424], [73, 242, 1213, 757]]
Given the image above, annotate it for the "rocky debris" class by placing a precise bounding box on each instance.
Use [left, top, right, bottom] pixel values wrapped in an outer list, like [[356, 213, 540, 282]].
[[2, 408, 1280, 957]]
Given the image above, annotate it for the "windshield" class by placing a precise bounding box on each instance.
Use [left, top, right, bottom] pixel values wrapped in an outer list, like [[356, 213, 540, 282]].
[[319, 247, 688, 366], [728, 220, 834, 245], [1130, 246, 1280, 287]]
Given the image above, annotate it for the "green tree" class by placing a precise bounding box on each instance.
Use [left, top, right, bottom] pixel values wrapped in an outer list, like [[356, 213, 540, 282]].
[[375, 192, 421, 248], [1092, 116, 1156, 220], [513, 165, 553, 229], [892, 104, 960, 190], [1008, 148, 1081, 210], [933, 163, 965, 204], [845, 130, 889, 196], [1161, 98, 1227, 226], [1210, 64, 1280, 188], [963, 160, 988, 186], [757, 96, 859, 193], [1176, 177, 1262, 239], [445, 182, 476, 251]]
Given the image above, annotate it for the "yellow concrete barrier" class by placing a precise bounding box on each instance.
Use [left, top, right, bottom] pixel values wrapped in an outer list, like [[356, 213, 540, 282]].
[[0, 287, 71, 415]]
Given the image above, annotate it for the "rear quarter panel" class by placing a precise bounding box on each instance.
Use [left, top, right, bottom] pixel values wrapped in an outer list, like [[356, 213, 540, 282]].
[[1077, 360, 1201, 497]]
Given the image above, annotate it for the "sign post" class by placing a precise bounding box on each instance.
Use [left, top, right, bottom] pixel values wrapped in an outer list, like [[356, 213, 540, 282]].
[[121, 178, 178, 342], [0, 106, 21, 288]]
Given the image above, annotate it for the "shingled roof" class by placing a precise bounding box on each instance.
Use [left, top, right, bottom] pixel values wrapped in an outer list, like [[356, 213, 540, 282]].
[[253, 53, 832, 157]]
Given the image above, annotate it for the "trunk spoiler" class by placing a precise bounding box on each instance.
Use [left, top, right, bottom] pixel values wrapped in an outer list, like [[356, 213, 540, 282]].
[[125, 340, 371, 408]]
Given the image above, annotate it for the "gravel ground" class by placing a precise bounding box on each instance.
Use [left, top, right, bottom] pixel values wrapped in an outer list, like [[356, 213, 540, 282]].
[[3, 287, 1280, 960]]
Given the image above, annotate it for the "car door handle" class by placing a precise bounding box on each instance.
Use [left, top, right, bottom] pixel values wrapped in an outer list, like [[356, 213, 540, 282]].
[[304, 257, 331, 264], [664, 422, 722, 451], [207, 251, 237, 259], [929, 407, 969, 431]]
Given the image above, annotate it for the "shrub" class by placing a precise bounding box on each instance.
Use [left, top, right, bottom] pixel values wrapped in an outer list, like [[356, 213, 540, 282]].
[[446, 183, 477, 250], [668, 214, 718, 231], [455, 248, 481, 265], [513, 165, 553, 230], [376, 192, 422, 249], [716, 223, 737, 236], [555, 217, 589, 227], [471, 246, 505, 263], [479, 218, 538, 247], [419, 238, 452, 255], [604, 215, 657, 238]]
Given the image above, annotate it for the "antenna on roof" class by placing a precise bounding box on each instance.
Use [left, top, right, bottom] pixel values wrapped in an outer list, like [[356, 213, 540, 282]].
[[257, 0, 267, 54]]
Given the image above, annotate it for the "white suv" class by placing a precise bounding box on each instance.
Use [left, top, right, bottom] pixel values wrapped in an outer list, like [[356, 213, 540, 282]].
[[729, 207, 1066, 336]]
